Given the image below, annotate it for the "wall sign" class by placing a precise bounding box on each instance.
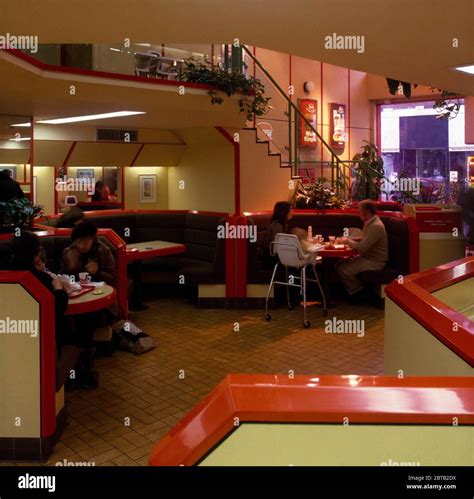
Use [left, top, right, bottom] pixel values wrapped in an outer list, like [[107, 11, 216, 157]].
[[298, 99, 318, 148], [330, 103, 347, 148]]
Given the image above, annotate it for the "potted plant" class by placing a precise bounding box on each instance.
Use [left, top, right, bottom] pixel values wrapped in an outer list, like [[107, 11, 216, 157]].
[[351, 141, 384, 201], [0, 198, 44, 233], [291, 177, 347, 210], [180, 58, 271, 120]]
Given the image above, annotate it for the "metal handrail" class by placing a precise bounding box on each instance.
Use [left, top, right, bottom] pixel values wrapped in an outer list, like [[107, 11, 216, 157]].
[[241, 45, 420, 204]]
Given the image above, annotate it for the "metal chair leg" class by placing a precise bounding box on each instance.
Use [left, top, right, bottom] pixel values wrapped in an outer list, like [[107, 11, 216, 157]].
[[285, 266, 293, 310], [264, 263, 279, 321], [312, 264, 328, 316], [302, 266, 310, 328]]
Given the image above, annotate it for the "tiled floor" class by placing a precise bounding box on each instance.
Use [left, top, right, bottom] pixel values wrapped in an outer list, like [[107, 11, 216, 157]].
[[3, 296, 384, 466]]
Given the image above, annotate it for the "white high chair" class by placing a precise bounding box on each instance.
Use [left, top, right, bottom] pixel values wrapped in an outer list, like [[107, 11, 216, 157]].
[[264, 233, 327, 328]]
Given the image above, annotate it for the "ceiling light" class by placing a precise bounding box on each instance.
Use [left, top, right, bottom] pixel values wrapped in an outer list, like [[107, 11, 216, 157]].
[[36, 111, 146, 125], [11, 122, 31, 127], [9, 137, 30, 141], [454, 65, 474, 75]]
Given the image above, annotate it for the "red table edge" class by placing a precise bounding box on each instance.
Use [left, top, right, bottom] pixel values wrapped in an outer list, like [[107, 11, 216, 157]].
[[125, 243, 186, 261], [65, 287, 117, 315], [385, 256, 474, 366], [149, 374, 474, 466], [0, 271, 56, 438]]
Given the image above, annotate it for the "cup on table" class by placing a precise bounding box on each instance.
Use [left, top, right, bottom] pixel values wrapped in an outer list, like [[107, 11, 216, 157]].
[[79, 272, 91, 284], [315, 234, 324, 244], [329, 236, 336, 244]]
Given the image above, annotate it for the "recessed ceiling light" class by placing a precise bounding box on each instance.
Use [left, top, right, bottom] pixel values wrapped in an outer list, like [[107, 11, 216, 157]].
[[11, 122, 31, 127], [36, 111, 146, 125], [454, 65, 474, 75], [8, 137, 30, 141]]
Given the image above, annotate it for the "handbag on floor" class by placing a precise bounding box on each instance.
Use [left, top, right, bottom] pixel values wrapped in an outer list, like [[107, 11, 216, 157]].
[[112, 320, 156, 355]]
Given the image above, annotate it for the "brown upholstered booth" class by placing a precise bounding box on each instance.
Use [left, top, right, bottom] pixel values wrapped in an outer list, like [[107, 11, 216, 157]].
[[40, 211, 226, 287], [245, 211, 412, 302]]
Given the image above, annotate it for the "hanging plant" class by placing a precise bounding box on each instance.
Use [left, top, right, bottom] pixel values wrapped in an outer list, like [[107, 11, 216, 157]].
[[431, 89, 461, 120], [180, 58, 271, 120]]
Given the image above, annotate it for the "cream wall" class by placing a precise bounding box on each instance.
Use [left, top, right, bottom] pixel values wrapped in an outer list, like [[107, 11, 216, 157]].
[[34, 166, 55, 214], [124, 166, 169, 209], [168, 128, 234, 213], [465, 96, 474, 144], [0, 284, 41, 438]]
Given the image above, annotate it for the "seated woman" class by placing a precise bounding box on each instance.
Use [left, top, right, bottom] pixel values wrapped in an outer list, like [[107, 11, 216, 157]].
[[10, 232, 68, 355], [91, 180, 105, 202], [260, 201, 293, 269], [61, 221, 116, 285]]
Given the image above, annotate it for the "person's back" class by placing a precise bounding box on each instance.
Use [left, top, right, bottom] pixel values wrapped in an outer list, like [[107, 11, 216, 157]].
[[0, 170, 25, 202]]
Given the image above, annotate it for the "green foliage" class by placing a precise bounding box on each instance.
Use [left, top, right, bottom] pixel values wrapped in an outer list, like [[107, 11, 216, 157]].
[[292, 177, 347, 210], [352, 141, 384, 201], [0, 197, 44, 228], [180, 58, 271, 120]]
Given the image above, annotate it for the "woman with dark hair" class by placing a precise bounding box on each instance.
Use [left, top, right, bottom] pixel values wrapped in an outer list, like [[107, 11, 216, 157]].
[[91, 180, 105, 202], [61, 221, 115, 285], [10, 231, 99, 389], [10, 233, 68, 337], [260, 201, 293, 269], [56, 206, 85, 228]]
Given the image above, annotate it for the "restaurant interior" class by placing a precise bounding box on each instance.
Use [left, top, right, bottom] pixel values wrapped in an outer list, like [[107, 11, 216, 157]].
[[0, 0, 472, 468]]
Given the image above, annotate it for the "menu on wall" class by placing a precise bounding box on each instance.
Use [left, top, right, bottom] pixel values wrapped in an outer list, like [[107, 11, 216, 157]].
[[298, 99, 318, 148], [330, 103, 347, 148]]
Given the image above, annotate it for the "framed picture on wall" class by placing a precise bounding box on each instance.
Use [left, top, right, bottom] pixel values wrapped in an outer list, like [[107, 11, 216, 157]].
[[329, 103, 347, 149], [139, 174, 156, 203], [76, 168, 95, 179]]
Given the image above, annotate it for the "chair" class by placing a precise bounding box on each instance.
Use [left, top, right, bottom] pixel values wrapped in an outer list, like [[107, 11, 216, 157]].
[[264, 233, 327, 328], [134, 52, 159, 77]]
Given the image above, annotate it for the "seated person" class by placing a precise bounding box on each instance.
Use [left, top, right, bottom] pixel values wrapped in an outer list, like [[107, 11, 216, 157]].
[[61, 221, 116, 285], [10, 232, 68, 356], [336, 199, 388, 299], [91, 180, 106, 202], [56, 206, 85, 228], [260, 201, 293, 268], [9, 232, 98, 389]]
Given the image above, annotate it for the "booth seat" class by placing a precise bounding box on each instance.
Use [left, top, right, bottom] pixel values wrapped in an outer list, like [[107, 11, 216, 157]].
[[41, 211, 226, 286], [0, 234, 118, 276], [246, 212, 411, 295]]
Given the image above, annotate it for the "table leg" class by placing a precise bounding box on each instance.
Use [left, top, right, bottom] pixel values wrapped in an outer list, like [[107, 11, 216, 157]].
[[129, 260, 149, 312], [319, 260, 337, 309]]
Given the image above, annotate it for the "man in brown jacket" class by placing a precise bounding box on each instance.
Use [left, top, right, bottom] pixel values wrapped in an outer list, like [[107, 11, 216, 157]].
[[336, 200, 388, 297], [61, 221, 116, 285]]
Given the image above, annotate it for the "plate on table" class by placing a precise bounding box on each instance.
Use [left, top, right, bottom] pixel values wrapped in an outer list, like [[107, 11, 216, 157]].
[[68, 285, 95, 299]]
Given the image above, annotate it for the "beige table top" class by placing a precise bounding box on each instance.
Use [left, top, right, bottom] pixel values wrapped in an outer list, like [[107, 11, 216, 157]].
[[66, 284, 116, 315], [127, 240, 184, 251]]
